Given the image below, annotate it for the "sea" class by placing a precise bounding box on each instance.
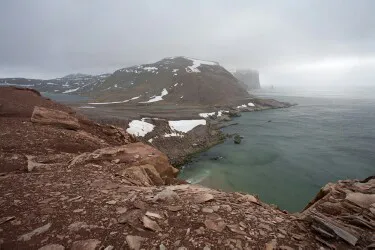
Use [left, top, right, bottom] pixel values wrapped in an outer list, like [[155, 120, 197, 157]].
[[179, 86, 375, 212]]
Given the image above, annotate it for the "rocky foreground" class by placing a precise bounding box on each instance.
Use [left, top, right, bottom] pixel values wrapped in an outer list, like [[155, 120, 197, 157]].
[[0, 87, 374, 249]]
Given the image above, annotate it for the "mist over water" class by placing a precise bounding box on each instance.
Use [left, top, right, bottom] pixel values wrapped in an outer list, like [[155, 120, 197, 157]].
[[179, 86, 375, 212]]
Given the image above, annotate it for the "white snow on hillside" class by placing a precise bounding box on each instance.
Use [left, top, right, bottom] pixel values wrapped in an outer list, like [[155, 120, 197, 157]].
[[62, 87, 80, 93], [88, 95, 141, 105], [185, 57, 218, 73], [172, 69, 179, 72], [168, 119, 206, 133], [164, 132, 184, 138], [78, 106, 96, 109], [237, 104, 247, 108], [126, 120, 155, 137], [217, 110, 229, 116], [143, 66, 158, 72], [248, 102, 255, 107], [140, 88, 168, 103], [199, 112, 215, 118]]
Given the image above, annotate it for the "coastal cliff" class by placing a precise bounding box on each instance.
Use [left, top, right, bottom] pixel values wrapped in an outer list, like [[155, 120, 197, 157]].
[[233, 70, 261, 90], [0, 87, 374, 249]]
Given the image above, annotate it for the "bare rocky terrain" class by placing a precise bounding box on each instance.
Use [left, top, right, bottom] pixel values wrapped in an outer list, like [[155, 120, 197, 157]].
[[0, 87, 374, 250]]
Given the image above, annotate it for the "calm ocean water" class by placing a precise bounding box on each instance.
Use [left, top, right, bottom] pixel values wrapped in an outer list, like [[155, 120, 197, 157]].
[[179, 86, 375, 212]]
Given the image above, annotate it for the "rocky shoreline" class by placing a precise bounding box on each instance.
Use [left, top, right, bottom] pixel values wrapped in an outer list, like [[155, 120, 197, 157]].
[[1, 87, 373, 249]]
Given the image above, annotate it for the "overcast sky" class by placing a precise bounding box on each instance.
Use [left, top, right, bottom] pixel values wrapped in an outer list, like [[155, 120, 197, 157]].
[[1, 0, 375, 85]]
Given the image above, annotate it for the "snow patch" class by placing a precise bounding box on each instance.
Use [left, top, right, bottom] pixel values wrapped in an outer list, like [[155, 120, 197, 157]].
[[143, 66, 158, 72], [185, 57, 218, 73], [114, 84, 118, 88], [168, 120, 206, 133], [237, 104, 247, 109], [88, 95, 141, 105], [172, 69, 179, 72], [199, 112, 215, 118], [46, 82, 55, 85], [126, 120, 155, 137], [217, 110, 229, 117], [79, 106, 96, 109], [248, 102, 255, 107], [62, 87, 80, 93], [180, 96, 184, 99], [140, 88, 168, 103], [164, 132, 184, 138], [174, 83, 179, 87]]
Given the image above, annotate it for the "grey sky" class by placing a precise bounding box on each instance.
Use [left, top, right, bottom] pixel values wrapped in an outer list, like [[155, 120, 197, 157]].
[[1, 0, 375, 81]]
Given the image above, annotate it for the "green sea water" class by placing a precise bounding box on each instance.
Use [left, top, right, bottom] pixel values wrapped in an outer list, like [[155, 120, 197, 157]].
[[179, 87, 375, 212]]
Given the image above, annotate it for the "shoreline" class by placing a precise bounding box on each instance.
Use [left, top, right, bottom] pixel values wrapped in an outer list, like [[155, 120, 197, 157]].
[[1, 86, 373, 249], [68, 97, 295, 168]]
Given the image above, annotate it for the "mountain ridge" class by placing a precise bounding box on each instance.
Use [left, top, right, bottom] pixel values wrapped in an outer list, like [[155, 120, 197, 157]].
[[0, 56, 257, 106]]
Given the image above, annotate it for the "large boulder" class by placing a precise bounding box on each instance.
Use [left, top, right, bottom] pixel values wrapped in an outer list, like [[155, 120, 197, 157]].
[[69, 142, 178, 178], [120, 164, 164, 186], [31, 106, 80, 130]]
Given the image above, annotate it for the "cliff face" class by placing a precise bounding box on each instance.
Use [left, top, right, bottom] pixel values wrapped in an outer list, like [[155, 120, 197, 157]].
[[0, 87, 374, 250], [233, 69, 261, 89]]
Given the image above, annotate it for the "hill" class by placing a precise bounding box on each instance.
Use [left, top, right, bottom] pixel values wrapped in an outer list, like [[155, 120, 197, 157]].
[[87, 57, 250, 105], [0, 73, 110, 95]]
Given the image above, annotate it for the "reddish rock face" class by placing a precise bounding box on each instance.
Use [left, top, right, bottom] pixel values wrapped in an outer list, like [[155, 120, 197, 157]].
[[31, 106, 80, 130]]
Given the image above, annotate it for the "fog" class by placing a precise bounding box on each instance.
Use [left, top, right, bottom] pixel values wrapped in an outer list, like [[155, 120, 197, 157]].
[[1, 0, 374, 86]]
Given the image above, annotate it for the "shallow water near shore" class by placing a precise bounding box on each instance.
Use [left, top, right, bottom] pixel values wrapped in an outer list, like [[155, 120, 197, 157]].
[[179, 86, 375, 212]]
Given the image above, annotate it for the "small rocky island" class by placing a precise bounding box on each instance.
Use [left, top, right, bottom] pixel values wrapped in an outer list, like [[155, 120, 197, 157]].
[[0, 87, 374, 249]]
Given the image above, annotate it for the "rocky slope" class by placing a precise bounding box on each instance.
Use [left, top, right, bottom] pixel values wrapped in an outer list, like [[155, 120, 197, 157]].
[[0, 87, 374, 249], [233, 70, 261, 89], [85, 57, 250, 105], [0, 73, 110, 95]]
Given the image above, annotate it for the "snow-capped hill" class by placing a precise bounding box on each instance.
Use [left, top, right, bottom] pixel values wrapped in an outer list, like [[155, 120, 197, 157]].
[[89, 56, 249, 105], [0, 73, 111, 95]]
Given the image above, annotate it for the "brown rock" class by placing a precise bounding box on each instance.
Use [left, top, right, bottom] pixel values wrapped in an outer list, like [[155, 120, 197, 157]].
[[202, 207, 214, 213], [265, 239, 277, 250], [38, 244, 65, 250], [71, 239, 101, 250], [18, 223, 52, 241], [204, 214, 226, 232], [126, 235, 144, 250], [143, 215, 161, 231], [227, 224, 247, 235], [68, 143, 177, 178], [237, 194, 259, 204], [0, 216, 15, 225], [120, 165, 157, 186], [116, 207, 128, 214], [167, 206, 183, 212], [31, 106, 80, 130], [346, 192, 375, 208], [153, 189, 180, 202], [195, 193, 214, 203], [118, 209, 143, 228], [146, 211, 162, 219]]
